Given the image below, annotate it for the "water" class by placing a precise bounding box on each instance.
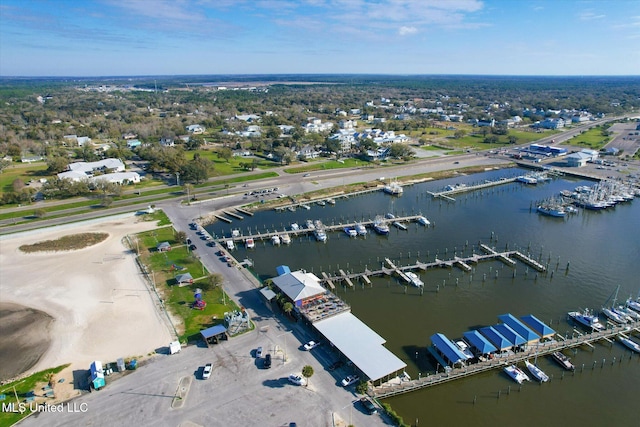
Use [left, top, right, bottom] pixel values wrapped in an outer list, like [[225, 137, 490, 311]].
[[207, 169, 640, 426]]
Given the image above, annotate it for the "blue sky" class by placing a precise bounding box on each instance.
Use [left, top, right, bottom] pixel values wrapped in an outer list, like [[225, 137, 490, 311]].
[[1, 0, 638, 76]]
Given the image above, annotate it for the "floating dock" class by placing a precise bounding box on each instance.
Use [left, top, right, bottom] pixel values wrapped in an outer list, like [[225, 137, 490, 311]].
[[214, 214, 232, 223], [236, 207, 253, 216], [429, 177, 518, 202]]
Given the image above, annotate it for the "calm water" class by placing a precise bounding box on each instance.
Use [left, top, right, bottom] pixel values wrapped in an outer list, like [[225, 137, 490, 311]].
[[207, 169, 640, 426]]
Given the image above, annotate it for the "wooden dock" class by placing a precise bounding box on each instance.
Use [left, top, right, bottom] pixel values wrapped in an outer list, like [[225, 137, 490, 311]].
[[371, 321, 640, 399], [224, 210, 244, 220], [214, 214, 232, 223], [428, 177, 518, 202], [236, 207, 253, 216]]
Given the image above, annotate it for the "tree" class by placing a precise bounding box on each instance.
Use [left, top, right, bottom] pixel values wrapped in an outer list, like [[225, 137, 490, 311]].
[[33, 208, 46, 218], [175, 230, 187, 244], [0, 159, 11, 173], [200, 273, 223, 291], [218, 147, 233, 163], [12, 178, 25, 192], [508, 135, 517, 144], [454, 130, 466, 139], [283, 302, 293, 316], [47, 156, 69, 174], [301, 365, 314, 387]]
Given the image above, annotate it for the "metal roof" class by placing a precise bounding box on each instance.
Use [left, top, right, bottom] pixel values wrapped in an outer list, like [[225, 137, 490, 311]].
[[479, 326, 512, 351], [498, 313, 540, 343], [520, 314, 555, 338], [314, 312, 406, 382], [493, 323, 526, 347], [430, 333, 467, 365], [271, 270, 326, 303], [463, 330, 497, 355], [200, 324, 228, 339]]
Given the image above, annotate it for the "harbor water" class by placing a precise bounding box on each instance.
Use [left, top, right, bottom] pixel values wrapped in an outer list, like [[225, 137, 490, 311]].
[[206, 168, 640, 426]]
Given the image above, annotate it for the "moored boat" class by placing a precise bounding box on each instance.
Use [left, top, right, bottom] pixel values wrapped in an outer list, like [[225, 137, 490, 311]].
[[619, 336, 640, 353], [344, 227, 357, 237], [373, 216, 390, 235], [354, 223, 367, 236], [504, 365, 530, 384], [245, 238, 255, 249], [226, 240, 235, 250], [626, 298, 640, 313], [602, 307, 628, 324], [568, 308, 604, 331], [326, 198, 336, 205], [524, 360, 549, 383], [290, 222, 300, 231], [551, 351, 575, 371], [271, 235, 281, 245], [537, 205, 566, 217], [383, 180, 403, 195], [281, 233, 291, 245], [405, 271, 424, 288], [417, 216, 431, 226]]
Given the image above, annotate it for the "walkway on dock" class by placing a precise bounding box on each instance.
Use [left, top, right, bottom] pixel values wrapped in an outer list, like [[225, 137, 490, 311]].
[[428, 177, 518, 201], [371, 321, 640, 399]]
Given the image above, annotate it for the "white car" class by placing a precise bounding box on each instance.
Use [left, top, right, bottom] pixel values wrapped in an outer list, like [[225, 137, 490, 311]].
[[303, 340, 320, 351], [341, 374, 359, 387], [202, 363, 212, 380], [288, 374, 306, 386]]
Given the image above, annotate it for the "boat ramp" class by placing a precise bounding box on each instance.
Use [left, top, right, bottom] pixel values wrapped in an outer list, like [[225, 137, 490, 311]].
[[371, 320, 640, 399]]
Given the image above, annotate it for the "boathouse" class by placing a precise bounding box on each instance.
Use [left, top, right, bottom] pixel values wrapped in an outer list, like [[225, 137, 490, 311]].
[[520, 314, 555, 339], [493, 324, 526, 349], [462, 330, 497, 356], [429, 333, 468, 367], [498, 313, 540, 344], [479, 326, 512, 352]]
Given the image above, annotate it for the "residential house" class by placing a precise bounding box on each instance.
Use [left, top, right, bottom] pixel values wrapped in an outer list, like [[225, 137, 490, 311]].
[[298, 145, 321, 160], [536, 118, 565, 130], [235, 114, 261, 122], [160, 137, 175, 147], [126, 139, 142, 149], [186, 124, 205, 134], [122, 132, 138, 140]]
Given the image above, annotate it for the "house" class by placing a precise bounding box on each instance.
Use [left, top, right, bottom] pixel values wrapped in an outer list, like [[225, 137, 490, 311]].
[[175, 273, 194, 286], [304, 118, 333, 133], [157, 242, 171, 252], [126, 139, 142, 149], [339, 119, 357, 130], [21, 155, 45, 163], [235, 114, 261, 122], [122, 132, 138, 140], [178, 135, 191, 143], [186, 124, 205, 134], [477, 119, 495, 127], [76, 136, 92, 147], [160, 137, 175, 147], [565, 152, 591, 167], [536, 118, 565, 129], [68, 158, 125, 174], [298, 145, 321, 160]]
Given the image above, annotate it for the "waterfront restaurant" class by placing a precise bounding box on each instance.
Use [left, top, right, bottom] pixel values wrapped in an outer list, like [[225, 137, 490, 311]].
[[270, 268, 326, 308]]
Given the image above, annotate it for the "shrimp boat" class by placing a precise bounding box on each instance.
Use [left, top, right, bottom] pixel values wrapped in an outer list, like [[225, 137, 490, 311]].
[[619, 336, 640, 353], [372, 216, 390, 235], [551, 351, 575, 371], [383, 179, 403, 195], [504, 365, 530, 384], [524, 360, 549, 383]]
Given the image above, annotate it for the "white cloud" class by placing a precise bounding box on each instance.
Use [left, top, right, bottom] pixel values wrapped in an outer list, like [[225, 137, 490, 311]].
[[399, 26, 418, 36], [579, 11, 606, 21]]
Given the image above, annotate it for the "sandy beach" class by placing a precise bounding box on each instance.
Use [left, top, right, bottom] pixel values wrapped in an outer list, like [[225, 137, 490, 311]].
[[0, 214, 172, 382]]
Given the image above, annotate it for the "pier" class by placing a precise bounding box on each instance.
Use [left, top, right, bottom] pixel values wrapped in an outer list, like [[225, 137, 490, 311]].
[[235, 207, 253, 216], [428, 177, 518, 201], [224, 210, 244, 220], [371, 321, 640, 399]]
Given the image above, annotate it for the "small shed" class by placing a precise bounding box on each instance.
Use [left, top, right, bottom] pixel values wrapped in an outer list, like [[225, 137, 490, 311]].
[[157, 241, 171, 252], [175, 273, 194, 286], [201, 324, 228, 346], [90, 361, 106, 390]]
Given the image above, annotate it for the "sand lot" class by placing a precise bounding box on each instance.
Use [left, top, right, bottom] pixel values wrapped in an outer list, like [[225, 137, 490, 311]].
[[0, 214, 172, 382]]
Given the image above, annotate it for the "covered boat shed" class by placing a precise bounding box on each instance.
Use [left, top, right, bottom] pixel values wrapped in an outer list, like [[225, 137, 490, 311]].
[[463, 330, 497, 356], [430, 333, 468, 366], [498, 313, 540, 344], [313, 312, 406, 384], [479, 326, 512, 352], [493, 324, 526, 347], [521, 314, 555, 339]]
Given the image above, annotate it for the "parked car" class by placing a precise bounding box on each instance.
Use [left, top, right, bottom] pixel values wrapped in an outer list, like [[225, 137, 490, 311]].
[[303, 340, 320, 351], [255, 346, 263, 358], [263, 354, 271, 369], [186, 238, 192, 244], [328, 360, 344, 371], [288, 374, 306, 386], [360, 397, 377, 414], [202, 363, 212, 379], [341, 374, 360, 387], [189, 244, 197, 251]]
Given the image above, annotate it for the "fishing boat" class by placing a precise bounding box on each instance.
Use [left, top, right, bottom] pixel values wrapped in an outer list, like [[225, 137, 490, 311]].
[[343, 227, 357, 237], [537, 204, 566, 218], [568, 308, 604, 331], [317, 200, 326, 206], [383, 180, 403, 195], [287, 206, 296, 212], [245, 238, 255, 249], [271, 235, 281, 245], [504, 365, 530, 384], [551, 351, 575, 371], [405, 271, 424, 288], [619, 336, 640, 353], [373, 216, 390, 235], [290, 222, 300, 231], [354, 223, 367, 236], [280, 233, 291, 245], [226, 240, 235, 250], [300, 204, 310, 210], [524, 360, 549, 383], [314, 228, 327, 242], [417, 216, 431, 226], [453, 340, 474, 360]]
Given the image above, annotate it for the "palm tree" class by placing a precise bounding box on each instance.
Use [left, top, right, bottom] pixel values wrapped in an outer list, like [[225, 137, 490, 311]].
[[302, 365, 314, 387], [283, 302, 293, 316]]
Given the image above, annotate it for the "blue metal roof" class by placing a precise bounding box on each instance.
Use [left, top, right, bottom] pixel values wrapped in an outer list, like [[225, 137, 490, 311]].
[[276, 265, 291, 276], [430, 333, 467, 365], [493, 323, 526, 347], [521, 314, 555, 338], [498, 313, 540, 342], [463, 330, 497, 355], [479, 326, 512, 351]]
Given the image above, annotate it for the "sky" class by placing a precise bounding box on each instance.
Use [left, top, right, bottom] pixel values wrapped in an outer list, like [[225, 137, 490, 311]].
[[0, 0, 638, 77]]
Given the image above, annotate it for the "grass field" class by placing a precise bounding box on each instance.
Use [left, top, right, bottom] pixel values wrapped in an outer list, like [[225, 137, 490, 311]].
[[0, 162, 50, 194], [284, 158, 365, 173], [564, 126, 610, 150]]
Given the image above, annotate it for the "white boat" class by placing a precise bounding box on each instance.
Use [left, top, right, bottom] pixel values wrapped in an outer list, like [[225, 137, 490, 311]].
[[524, 360, 549, 383], [373, 216, 389, 235], [385, 213, 396, 219], [317, 200, 326, 206], [405, 271, 424, 288], [271, 235, 281, 245], [383, 180, 403, 195], [568, 309, 604, 331], [245, 238, 255, 249], [504, 365, 530, 384], [615, 305, 640, 321], [231, 229, 241, 238], [305, 220, 315, 230], [626, 297, 640, 313], [602, 307, 628, 324], [281, 233, 291, 245], [417, 216, 431, 226], [290, 222, 300, 231], [300, 204, 310, 210], [354, 223, 367, 236], [326, 198, 336, 205], [454, 340, 474, 360], [619, 336, 640, 353], [344, 227, 357, 237], [517, 175, 538, 185], [314, 229, 327, 242], [287, 206, 296, 212], [551, 351, 575, 371], [226, 240, 235, 250]]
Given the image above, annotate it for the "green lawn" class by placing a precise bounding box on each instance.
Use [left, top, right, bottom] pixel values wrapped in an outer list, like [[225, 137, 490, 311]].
[[190, 150, 281, 175], [284, 158, 366, 173], [0, 162, 50, 194], [564, 126, 610, 150]]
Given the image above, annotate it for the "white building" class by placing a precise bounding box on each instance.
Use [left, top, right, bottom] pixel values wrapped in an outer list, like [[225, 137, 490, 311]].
[[68, 158, 125, 173]]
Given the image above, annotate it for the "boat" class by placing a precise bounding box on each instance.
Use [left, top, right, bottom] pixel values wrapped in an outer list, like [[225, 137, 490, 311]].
[[524, 360, 549, 383], [314, 228, 327, 242], [453, 340, 474, 360], [271, 235, 281, 245], [317, 200, 326, 206], [626, 297, 640, 313], [615, 305, 640, 321], [568, 308, 604, 331], [383, 180, 403, 195], [392, 221, 407, 230], [537, 205, 566, 218], [281, 233, 291, 245], [290, 222, 300, 231], [385, 213, 396, 219], [517, 175, 538, 185], [417, 216, 431, 226], [226, 240, 235, 250], [300, 204, 310, 210], [326, 198, 336, 205], [245, 238, 255, 249], [343, 227, 357, 237], [305, 220, 315, 230], [287, 206, 296, 212], [405, 271, 424, 288], [503, 365, 530, 384], [354, 223, 367, 236], [619, 336, 640, 353], [231, 229, 241, 238], [551, 351, 575, 371], [602, 285, 629, 324], [373, 216, 390, 235]]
